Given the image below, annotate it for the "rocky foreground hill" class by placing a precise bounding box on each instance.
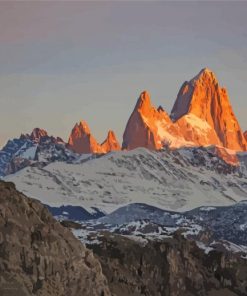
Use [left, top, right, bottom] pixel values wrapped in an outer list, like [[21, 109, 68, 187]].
[[87, 232, 247, 296], [1, 180, 247, 295], [0, 181, 110, 296]]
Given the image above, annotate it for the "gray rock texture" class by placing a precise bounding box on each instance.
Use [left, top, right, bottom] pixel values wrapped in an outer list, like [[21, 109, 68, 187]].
[[0, 181, 110, 296]]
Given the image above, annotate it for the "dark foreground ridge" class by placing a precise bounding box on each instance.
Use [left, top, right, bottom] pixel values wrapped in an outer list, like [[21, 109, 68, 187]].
[[0, 181, 110, 296], [1, 179, 247, 296], [88, 232, 247, 296]]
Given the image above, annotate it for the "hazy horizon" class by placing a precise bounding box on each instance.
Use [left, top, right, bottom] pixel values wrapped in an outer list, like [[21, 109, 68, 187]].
[[1, 1, 247, 148]]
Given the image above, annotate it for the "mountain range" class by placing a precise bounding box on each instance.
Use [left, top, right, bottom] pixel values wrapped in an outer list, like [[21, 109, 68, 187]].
[[69, 68, 247, 154], [1, 68, 247, 213], [1, 68, 247, 179], [71, 68, 247, 152]]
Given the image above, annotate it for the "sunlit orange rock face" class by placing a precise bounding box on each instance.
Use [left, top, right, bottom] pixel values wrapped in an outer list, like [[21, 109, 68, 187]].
[[123, 68, 247, 153], [122, 90, 207, 150], [30, 128, 48, 141], [122, 91, 176, 150], [244, 131, 247, 142], [171, 68, 247, 151], [68, 121, 120, 154], [101, 130, 121, 153], [68, 121, 102, 154], [208, 146, 239, 166]]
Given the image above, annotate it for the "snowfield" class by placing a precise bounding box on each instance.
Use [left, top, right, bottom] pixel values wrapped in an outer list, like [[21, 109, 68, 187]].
[[4, 147, 247, 213]]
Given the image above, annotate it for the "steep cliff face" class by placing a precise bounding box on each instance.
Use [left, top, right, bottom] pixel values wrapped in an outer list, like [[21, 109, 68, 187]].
[[122, 88, 220, 151], [68, 121, 120, 154], [0, 181, 110, 296], [20, 128, 63, 144], [122, 91, 178, 150], [175, 113, 221, 148], [0, 128, 70, 177], [207, 145, 239, 166], [244, 131, 247, 142], [30, 128, 48, 142], [123, 69, 247, 152], [89, 232, 247, 296], [101, 130, 121, 153], [68, 120, 102, 154], [171, 68, 247, 151]]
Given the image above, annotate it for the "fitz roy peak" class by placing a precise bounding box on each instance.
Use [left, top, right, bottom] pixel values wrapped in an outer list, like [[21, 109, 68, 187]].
[[123, 68, 247, 152], [171, 68, 247, 151]]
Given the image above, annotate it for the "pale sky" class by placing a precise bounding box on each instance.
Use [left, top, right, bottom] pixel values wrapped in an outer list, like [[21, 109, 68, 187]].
[[0, 1, 247, 148]]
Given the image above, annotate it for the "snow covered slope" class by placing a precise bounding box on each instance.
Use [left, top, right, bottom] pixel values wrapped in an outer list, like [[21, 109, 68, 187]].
[[4, 147, 247, 213], [0, 129, 80, 177], [97, 202, 247, 246], [0, 137, 34, 176]]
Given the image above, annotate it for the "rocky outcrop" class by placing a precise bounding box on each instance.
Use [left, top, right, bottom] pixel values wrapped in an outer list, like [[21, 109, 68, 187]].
[[68, 120, 102, 154], [0, 128, 73, 177], [89, 232, 247, 296], [68, 121, 120, 154], [171, 68, 247, 151], [122, 91, 177, 150], [20, 128, 63, 144], [30, 128, 48, 142], [207, 146, 239, 166], [0, 181, 110, 296], [101, 130, 121, 153], [20, 128, 46, 142]]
